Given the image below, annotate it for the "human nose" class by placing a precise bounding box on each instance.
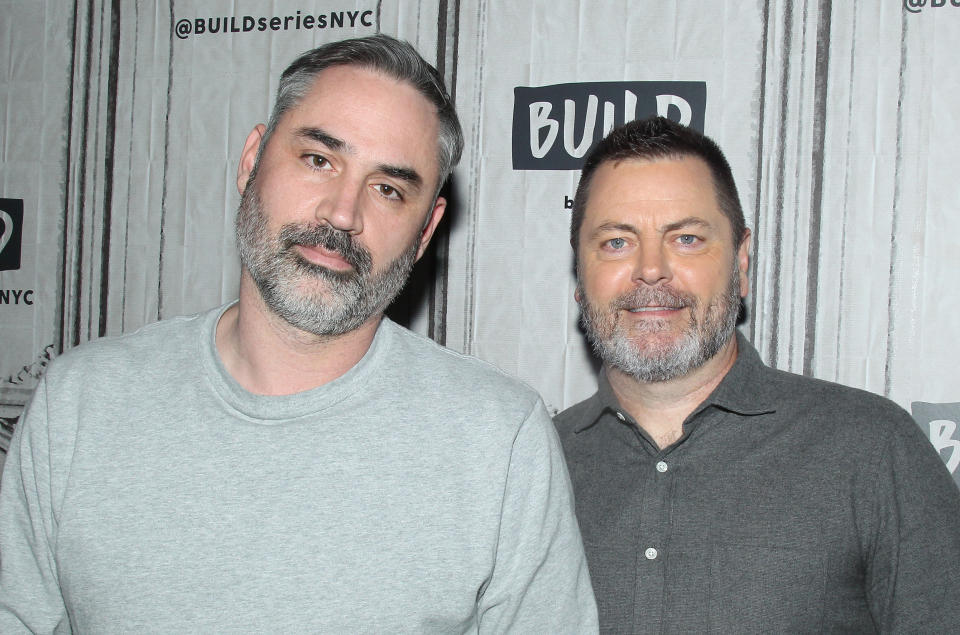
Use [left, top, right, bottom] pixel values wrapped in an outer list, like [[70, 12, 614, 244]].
[[632, 239, 671, 286], [317, 179, 364, 234]]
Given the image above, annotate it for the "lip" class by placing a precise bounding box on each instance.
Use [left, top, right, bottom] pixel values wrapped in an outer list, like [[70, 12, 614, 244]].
[[294, 244, 354, 271], [624, 306, 684, 318]]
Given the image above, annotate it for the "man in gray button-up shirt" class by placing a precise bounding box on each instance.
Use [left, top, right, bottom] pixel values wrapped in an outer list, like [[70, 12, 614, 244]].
[[555, 115, 960, 632]]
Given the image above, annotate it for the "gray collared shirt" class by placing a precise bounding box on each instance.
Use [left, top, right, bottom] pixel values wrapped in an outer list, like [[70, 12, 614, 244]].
[[555, 333, 960, 633]]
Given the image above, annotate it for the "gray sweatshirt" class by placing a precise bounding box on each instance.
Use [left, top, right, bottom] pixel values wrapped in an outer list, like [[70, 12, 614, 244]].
[[0, 305, 598, 633]]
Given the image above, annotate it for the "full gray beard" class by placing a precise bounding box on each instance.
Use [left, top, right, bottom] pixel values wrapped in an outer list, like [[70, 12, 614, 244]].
[[578, 264, 741, 382], [235, 181, 419, 337]]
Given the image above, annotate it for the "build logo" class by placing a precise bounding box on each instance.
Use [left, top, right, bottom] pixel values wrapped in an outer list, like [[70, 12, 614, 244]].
[[913, 401, 960, 485], [512, 81, 706, 170], [0, 198, 24, 271]]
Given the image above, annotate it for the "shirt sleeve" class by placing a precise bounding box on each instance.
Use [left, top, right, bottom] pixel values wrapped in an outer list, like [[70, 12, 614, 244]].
[[477, 398, 599, 633], [0, 378, 71, 633], [863, 408, 960, 632]]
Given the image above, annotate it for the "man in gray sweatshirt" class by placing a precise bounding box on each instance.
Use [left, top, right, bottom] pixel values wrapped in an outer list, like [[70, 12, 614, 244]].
[[0, 35, 597, 633]]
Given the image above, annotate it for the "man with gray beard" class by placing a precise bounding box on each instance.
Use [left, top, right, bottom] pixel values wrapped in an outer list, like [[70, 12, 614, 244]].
[[554, 116, 960, 632], [0, 35, 597, 632]]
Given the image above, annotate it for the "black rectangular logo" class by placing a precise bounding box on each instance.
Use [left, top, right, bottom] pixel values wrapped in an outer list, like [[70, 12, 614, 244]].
[[0, 198, 24, 271], [512, 81, 706, 170]]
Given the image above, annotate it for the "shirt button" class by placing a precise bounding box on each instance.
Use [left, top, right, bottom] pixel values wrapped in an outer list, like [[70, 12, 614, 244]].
[[656, 461, 668, 473], [615, 411, 626, 422], [645, 547, 658, 560]]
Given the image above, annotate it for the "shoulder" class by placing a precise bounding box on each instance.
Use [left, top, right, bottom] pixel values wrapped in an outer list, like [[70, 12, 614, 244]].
[[763, 366, 913, 429], [43, 309, 211, 390], [752, 365, 933, 465], [379, 319, 543, 415]]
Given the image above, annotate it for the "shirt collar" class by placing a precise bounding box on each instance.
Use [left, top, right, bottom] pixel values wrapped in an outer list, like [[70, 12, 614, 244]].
[[574, 331, 776, 434], [694, 331, 778, 418]]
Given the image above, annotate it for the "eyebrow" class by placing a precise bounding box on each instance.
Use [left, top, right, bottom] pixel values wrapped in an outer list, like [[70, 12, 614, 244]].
[[661, 217, 713, 233], [590, 216, 714, 238], [376, 164, 423, 191], [294, 126, 424, 192], [294, 126, 348, 152], [591, 222, 641, 237]]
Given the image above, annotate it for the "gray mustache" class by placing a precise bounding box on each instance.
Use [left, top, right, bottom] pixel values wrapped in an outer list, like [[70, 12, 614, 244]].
[[612, 286, 694, 310], [278, 224, 372, 276]]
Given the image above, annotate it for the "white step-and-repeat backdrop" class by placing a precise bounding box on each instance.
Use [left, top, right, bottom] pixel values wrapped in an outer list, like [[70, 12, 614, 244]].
[[1, 0, 959, 483]]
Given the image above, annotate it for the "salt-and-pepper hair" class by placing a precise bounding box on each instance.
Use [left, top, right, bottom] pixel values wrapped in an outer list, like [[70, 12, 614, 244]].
[[256, 34, 463, 188]]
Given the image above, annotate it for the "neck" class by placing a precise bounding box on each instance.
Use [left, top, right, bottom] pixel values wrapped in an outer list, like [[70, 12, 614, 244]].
[[607, 335, 738, 449], [215, 274, 381, 395]]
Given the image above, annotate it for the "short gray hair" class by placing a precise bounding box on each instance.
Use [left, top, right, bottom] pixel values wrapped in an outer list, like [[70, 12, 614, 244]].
[[258, 34, 463, 188]]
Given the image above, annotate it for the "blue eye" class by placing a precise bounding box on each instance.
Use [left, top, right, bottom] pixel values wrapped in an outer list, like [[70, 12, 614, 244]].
[[677, 234, 698, 245], [607, 237, 626, 250]]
